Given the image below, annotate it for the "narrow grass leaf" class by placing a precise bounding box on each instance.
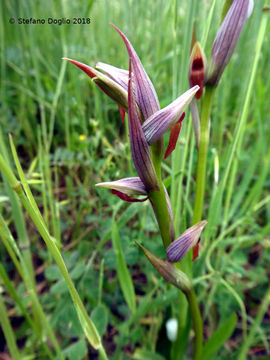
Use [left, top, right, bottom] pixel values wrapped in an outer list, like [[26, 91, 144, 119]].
[[201, 313, 237, 360], [111, 220, 136, 313]]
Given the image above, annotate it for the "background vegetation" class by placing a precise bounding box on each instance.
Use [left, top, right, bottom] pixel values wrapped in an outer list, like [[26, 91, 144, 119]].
[[0, 0, 270, 359]]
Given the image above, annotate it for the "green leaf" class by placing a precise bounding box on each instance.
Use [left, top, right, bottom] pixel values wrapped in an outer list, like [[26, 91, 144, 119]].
[[51, 279, 68, 295], [133, 349, 166, 360], [91, 304, 108, 336], [201, 313, 237, 360], [70, 263, 85, 280], [111, 221, 136, 313], [62, 338, 87, 360], [45, 264, 63, 281]]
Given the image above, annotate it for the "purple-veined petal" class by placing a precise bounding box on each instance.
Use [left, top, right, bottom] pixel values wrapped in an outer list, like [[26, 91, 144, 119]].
[[164, 113, 185, 159], [64, 57, 128, 110], [142, 86, 199, 145], [206, 0, 253, 86], [96, 62, 129, 92], [95, 177, 147, 195], [136, 242, 192, 293], [111, 23, 160, 120], [166, 221, 207, 262], [127, 62, 160, 191]]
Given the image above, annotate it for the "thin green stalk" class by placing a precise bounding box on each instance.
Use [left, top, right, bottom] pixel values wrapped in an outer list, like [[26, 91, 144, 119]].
[[0, 215, 64, 360], [0, 291, 20, 360], [150, 134, 203, 360], [150, 139, 174, 249], [186, 288, 203, 360], [238, 286, 270, 360], [0, 264, 55, 360], [0, 131, 35, 286], [192, 86, 215, 224], [0, 153, 107, 356]]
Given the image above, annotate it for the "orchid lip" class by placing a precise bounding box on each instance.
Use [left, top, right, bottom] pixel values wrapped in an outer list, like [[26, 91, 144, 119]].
[[95, 177, 148, 195]]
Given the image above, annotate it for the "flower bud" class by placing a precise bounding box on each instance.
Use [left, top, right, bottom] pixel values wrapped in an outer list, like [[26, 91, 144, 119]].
[[206, 0, 253, 86], [166, 221, 207, 262], [188, 42, 206, 99]]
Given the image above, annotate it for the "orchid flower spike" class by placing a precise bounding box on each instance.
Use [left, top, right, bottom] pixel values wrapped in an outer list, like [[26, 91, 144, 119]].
[[66, 25, 199, 207], [206, 0, 254, 86]]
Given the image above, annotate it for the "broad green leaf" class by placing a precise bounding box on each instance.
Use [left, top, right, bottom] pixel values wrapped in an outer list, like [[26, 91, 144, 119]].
[[70, 263, 85, 280], [201, 313, 237, 360], [45, 264, 62, 281], [51, 279, 68, 295], [91, 304, 108, 336], [62, 338, 87, 360], [111, 221, 136, 313]]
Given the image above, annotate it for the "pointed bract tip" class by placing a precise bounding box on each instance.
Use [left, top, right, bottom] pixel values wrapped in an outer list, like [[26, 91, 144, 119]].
[[136, 242, 192, 293], [64, 58, 98, 79], [112, 23, 160, 120]]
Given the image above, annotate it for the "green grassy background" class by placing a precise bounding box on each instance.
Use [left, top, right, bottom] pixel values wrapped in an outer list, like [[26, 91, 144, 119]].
[[0, 0, 270, 359]]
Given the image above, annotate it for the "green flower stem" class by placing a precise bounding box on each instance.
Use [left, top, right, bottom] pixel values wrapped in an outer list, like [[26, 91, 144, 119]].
[[0, 292, 20, 360], [186, 288, 203, 360], [149, 188, 173, 249], [150, 138, 203, 360], [192, 86, 215, 224], [150, 139, 174, 249]]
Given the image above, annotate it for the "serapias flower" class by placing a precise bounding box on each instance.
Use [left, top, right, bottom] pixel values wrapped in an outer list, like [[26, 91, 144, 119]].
[[206, 0, 254, 86], [64, 25, 199, 157], [77, 24, 198, 210], [166, 221, 207, 262]]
